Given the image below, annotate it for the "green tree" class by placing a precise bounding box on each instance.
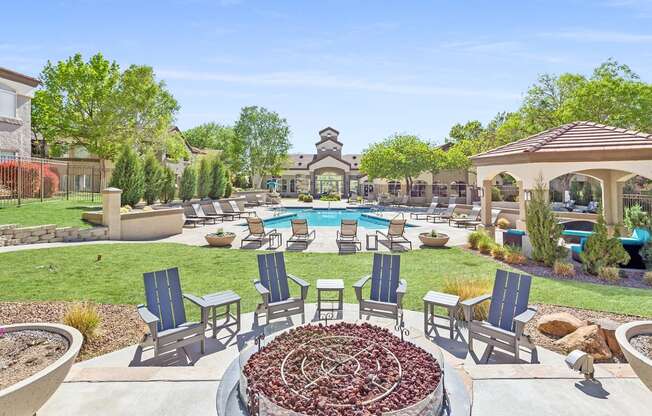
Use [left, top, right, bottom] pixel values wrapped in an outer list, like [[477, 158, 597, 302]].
[[32, 53, 179, 171], [179, 164, 197, 202], [234, 106, 291, 188], [224, 172, 233, 198], [580, 213, 630, 275], [196, 157, 212, 199], [184, 123, 243, 173], [360, 134, 430, 194], [525, 179, 567, 266], [109, 146, 144, 207], [208, 158, 226, 199], [159, 166, 176, 204], [142, 150, 163, 205]]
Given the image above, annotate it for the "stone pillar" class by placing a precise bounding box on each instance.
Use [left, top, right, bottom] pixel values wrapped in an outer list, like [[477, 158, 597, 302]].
[[481, 179, 492, 227], [602, 173, 616, 227], [517, 180, 527, 230], [102, 187, 122, 240], [616, 181, 625, 227]]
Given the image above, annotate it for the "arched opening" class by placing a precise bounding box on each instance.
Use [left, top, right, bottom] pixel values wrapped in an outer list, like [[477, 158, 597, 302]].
[[623, 175, 652, 214], [491, 173, 518, 202], [549, 173, 602, 213], [450, 181, 467, 201], [410, 180, 427, 197], [0, 82, 17, 119], [387, 180, 401, 196], [432, 182, 447, 197], [314, 168, 345, 195]]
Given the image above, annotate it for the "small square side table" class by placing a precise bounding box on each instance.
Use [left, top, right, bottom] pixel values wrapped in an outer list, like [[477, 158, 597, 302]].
[[201, 290, 241, 338], [423, 290, 460, 339], [366, 233, 378, 250], [317, 279, 344, 314], [268, 232, 282, 249]]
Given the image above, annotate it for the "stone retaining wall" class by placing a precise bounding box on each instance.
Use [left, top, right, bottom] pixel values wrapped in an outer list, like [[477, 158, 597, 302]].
[[0, 224, 108, 247]]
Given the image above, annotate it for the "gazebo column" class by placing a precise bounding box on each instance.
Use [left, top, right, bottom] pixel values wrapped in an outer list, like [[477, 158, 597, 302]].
[[480, 179, 492, 227], [616, 181, 625, 227], [602, 172, 618, 228], [517, 180, 527, 230]]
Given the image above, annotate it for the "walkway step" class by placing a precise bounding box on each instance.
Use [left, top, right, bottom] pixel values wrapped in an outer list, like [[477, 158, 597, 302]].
[[465, 363, 637, 380], [65, 366, 220, 383]]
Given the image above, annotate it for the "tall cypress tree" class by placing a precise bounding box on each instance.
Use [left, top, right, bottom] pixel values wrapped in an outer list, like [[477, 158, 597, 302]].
[[525, 178, 566, 266], [179, 164, 197, 202], [109, 145, 144, 207], [196, 157, 212, 199], [159, 166, 176, 203], [208, 158, 225, 199], [142, 150, 163, 205]]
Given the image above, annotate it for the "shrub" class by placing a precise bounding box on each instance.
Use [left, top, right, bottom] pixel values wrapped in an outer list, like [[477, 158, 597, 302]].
[[320, 193, 341, 201], [491, 245, 507, 260], [553, 261, 576, 278], [624, 204, 650, 231], [223, 171, 233, 197], [142, 150, 163, 205], [526, 179, 566, 266], [63, 302, 101, 341], [208, 158, 225, 199], [644, 271, 652, 286], [298, 193, 313, 202], [641, 242, 652, 270], [491, 186, 502, 201], [468, 230, 488, 250], [109, 146, 144, 207], [0, 160, 60, 198], [196, 157, 212, 199], [442, 277, 492, 320], [496, 218, 511, 230], [159, 166, 176, 203], [504, 246, 527, 264], [598, 266, 621, 282], [478, 239, 494, 255], [179, 164, 197, 201], [580, 213, 630, 275]]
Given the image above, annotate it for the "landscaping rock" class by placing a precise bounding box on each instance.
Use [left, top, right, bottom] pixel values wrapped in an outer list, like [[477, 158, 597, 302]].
[[595, 318, 622, 355], [553, 324, 612, 361], [537, 312, 585, 337]]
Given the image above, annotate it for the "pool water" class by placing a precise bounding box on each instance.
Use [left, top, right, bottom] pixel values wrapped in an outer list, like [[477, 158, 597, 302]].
[[263, 208, 411, 229]]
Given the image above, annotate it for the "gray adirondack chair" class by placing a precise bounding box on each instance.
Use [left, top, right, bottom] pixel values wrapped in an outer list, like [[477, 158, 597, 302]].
[[254, 252, 310, 325], [462, 270, 538, 363], [353, 254, 406, 322], [137, 268, 208, 358]]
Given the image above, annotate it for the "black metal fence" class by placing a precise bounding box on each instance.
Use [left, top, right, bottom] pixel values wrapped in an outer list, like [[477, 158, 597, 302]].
[[623, 193, 652, 214], [0, 155, 102, 206]]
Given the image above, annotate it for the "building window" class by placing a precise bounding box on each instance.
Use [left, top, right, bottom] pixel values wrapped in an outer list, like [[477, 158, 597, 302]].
[[0, 83, 17, 119], [432, 183, 448, 197], [388, 181, 401, 196], [411, 180, 426, 197], [451, 181, 467, 198], [289, 179, 295, 193]]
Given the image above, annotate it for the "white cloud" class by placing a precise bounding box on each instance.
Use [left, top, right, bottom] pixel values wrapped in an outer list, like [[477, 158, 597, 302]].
[[543, 29, 652, 43], [158, 69, 520, 100]]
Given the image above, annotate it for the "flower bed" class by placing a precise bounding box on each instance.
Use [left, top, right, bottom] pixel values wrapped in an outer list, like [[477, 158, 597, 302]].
[[242, 322, 442, 415]]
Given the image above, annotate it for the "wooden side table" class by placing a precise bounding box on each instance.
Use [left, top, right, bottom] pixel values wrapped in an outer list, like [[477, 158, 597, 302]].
[[423, 291, 460, 339], [317, 279, 344, 314], [201, 290, 241, 338]]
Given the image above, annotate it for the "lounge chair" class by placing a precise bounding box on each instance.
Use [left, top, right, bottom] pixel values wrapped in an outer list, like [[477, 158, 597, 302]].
[[218, 200, 254, 218], [254, 252, 309, 325], [244, 193, 261, 207], [336, 219, 361, 251], [353, 253, 406, 322], [462, 269, 538, 363], [393, 194, 409, 207], [286, 218, 316, 249], [230, 200, 255, 217], [241, 217, 276, 248], [183, 203, 216, 225], [410, 200, 444, 220], [376, 219, 412, 250], [137, 268, 207, 358], [428, 204, 457, 223], [200, 200, 235, 221], [449, 206, 481, 227]]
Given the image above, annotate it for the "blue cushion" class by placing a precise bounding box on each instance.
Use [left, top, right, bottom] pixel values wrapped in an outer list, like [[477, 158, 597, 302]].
[[570, 244, 582, 254], [506, 229, 526, 236], [562, 229, 593, 238], [632, 227, 651, 243]]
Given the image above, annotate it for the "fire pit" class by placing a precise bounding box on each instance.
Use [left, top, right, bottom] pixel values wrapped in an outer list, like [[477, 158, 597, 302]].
[[240, 323, 443, 415]]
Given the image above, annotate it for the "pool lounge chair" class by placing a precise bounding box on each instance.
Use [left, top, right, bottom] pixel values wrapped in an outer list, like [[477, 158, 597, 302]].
[[410, 200, 444, 220], [183, 204, 216, 225], [254, 252, 309, 325], [427, 204, 457, 223], [199, 200, 236, 221], [244, 193, 262, 207], [449, 206, 481, 228], [241, 217, 276, 248], [353, 253, 406, 322], [462, 269, 538, 364], [286, 219, 316, 249], [336, 219, 361, 251], [376, 219, 412, 251], [138, 268, 207, 358]]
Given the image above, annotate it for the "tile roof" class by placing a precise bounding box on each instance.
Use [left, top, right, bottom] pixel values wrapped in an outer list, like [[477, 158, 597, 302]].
[[0, 67, 40, 87], [471, 121, 652, 163]]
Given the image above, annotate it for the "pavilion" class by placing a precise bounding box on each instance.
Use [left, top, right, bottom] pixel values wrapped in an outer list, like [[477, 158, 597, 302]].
[[471, 121, 652, 230]]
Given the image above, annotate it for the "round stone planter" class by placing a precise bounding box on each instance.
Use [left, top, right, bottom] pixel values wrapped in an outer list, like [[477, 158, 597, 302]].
[[0, 323, 83, 416], [616, 320, 652, 391], [205, 233, 236, 247], [419, 232, 450, 247]]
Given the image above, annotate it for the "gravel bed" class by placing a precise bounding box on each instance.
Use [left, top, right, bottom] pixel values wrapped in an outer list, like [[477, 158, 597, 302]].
[[0, 329, 68, 390], [0, 301, 146, 361], [524, 304, 643, 362], [630, 335, 652, 360]]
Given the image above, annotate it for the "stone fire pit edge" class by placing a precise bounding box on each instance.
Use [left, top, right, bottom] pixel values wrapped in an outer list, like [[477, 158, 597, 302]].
[[0, 323, 83, 416], [616, 320, 652, 391]]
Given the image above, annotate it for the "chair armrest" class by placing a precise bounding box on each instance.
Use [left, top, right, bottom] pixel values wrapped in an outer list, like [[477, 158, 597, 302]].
[[265, 228, 277, 236], [513, 307, 537, 336], [288, 274, 310, 300], [254, 280, 270, 295], [461, 294, 491, 322], [353, 275, 371, 289], [183, 293, 210, 309], [397, 279, 407, 294], [137, 304, 159, 337]]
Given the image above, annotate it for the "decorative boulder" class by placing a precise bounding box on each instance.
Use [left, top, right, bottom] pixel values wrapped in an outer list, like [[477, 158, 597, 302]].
[[595, 318, 622, 355], [537, 312, 585, 337], [553, 324, 612, 361]]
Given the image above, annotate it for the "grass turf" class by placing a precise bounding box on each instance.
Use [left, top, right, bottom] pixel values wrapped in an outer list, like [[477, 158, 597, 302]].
[[0, 199, 101, 229], [1, 243, 651, 319]]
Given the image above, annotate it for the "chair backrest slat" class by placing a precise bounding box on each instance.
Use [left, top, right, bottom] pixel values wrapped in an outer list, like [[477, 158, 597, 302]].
[[228, 200, 240, 212], [143, 268, 187, 332], [468, 205, 481, 220], [247, 217, 265, 235], [340, 219, 357, 237], [291, 219, 308, 236], [487, 269, 531, 331], [388, 219, 406, 236], [258, 253, 290, 303], [183, 204, 196, 217], [192, 203, 207, 217], [487, 269, 508, 327], [445, 204, 457, 216], [426, 202, 437, 214], [370, 254, 400, 303], [201, 201, 217, 215], [218, 200, 233, 213]]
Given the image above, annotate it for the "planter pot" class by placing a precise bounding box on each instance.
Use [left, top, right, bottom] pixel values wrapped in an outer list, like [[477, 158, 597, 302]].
[[205, 233, 236, 247], [616, 321, 652, 391], [419, 232, 449, 247], [0, 323, 83, 416]]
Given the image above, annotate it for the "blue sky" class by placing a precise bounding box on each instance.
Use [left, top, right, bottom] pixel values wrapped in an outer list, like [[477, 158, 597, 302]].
[[3, 0, 652, 153]]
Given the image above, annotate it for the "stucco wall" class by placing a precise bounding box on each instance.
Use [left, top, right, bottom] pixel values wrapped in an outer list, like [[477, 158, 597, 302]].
[[0, 95, 32, 156]]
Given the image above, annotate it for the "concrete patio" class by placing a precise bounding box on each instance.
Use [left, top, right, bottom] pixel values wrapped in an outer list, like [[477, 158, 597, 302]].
[[38, 303, 652, 416]]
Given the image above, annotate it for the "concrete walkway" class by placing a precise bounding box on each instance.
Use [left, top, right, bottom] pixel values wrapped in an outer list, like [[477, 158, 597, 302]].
[[38, 303, 651, 416]]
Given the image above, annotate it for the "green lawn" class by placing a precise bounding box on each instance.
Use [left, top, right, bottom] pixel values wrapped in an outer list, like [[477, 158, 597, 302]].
[[1, 243, 651, 319], [0, 199, 101, 228]]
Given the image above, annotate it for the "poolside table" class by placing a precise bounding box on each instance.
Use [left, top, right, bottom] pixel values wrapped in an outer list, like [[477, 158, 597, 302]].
[[366, 233, 378, 250], [201, 290, 241, 338], [317, 279, 344, 314], [423, 290, 460, 339]]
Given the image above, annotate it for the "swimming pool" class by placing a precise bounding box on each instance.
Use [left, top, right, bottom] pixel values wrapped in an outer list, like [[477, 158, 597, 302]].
[[262, 208, 414, 229]]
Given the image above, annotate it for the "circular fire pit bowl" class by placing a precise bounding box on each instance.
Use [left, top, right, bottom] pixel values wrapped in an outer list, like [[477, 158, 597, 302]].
[[241, 322, 443, 415]]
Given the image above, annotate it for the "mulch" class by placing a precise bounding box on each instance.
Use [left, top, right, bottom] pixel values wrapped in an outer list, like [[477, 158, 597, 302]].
[[0, 301, 146, 361]]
